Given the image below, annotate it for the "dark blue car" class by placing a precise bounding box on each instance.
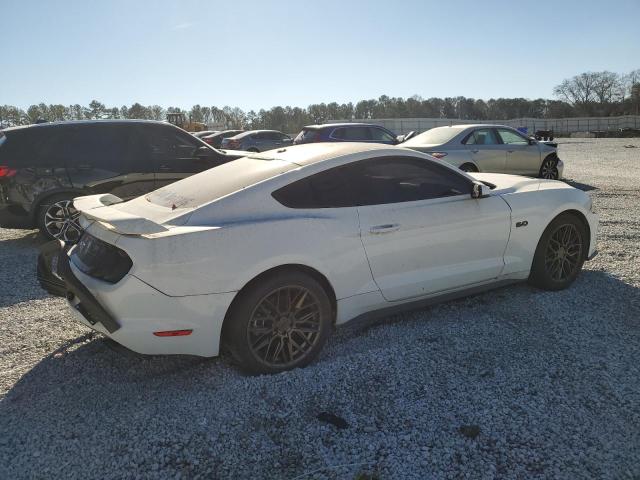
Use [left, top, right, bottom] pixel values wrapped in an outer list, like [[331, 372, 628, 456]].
[[293, 123, 400, 145]]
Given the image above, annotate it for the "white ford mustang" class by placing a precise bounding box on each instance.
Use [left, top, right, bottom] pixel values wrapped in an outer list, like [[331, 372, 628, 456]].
[[38, 143, 598, 373]]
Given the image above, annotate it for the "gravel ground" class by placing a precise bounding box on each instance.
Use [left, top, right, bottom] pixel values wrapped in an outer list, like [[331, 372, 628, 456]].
[[1, 138, 639, 479]]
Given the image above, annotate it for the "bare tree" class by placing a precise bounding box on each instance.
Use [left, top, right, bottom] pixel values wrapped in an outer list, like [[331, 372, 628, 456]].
[[553, 72, 600, 113]]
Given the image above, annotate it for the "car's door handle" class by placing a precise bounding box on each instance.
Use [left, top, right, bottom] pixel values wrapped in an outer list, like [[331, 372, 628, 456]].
[[507, 150, 514, 153], [158, 164, 172, 172], [471, 150, 479, 154], [369, 223, 400, 234]]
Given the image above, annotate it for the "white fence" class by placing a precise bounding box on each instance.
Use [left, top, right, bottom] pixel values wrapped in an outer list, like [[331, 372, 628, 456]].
[[326, 115, 640, 135]]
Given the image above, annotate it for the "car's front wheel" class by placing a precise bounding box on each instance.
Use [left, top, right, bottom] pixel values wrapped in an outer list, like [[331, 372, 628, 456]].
[[37, 194, 83, 242], [539, 156, 559, 180], [223, 270, 332, 374], [529, 213, 587, 290]]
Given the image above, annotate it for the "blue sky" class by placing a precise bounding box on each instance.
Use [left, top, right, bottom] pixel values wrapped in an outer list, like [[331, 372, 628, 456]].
[[2, 0, 639, 110]]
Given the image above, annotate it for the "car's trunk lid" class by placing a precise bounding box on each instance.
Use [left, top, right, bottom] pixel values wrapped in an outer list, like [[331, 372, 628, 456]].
[[74, 194, 189, 235]]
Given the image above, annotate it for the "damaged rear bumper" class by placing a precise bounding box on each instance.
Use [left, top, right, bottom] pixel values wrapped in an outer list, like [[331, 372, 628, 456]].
[[37, 240, 121, 333]]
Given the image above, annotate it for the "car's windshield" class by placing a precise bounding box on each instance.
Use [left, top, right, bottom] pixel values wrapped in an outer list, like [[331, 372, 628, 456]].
[[402, 126, 467, 146], [146, 156, 296, 209]]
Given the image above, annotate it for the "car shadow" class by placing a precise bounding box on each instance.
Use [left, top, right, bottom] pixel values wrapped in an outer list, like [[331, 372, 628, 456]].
[[1, 270, 639, 477], [0, 230, 50, 307], [563, 179, 598, 192]]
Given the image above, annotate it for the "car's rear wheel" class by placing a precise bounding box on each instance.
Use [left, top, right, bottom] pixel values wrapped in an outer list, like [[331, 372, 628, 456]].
[[37, 194, 83, 242], [529, 213, 587, 290], [224, 271, 332, 374], [539, 156, 559, 179], [460, 163, 478, 173]]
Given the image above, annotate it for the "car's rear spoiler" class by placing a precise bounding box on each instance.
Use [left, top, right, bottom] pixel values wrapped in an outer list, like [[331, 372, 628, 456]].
[[73, 194, 169, 235]]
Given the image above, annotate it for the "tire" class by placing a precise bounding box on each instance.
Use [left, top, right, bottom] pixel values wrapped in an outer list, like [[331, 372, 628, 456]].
[[539, 156, 559, 180], [36, 193, 83, 242], [460, 163, 478, 173], [528, 213, 587, 291], [223, 270, 333, 374]]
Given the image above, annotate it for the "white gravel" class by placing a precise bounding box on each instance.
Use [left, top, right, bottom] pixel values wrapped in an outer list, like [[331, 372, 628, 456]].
[[1, 138, 639, 479]]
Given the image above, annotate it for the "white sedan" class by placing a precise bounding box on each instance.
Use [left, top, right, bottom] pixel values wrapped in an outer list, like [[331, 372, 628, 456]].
[[38, 143, 598, 373]]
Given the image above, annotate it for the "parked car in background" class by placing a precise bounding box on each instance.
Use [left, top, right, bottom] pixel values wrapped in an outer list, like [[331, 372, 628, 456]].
[[202, 129, 244, 148], [221, 130, 292, 152], [294, 123, 400, 145], [402, 124, 563, 179], [37, 143, 597, 374], [0, 120, 249, 241], [192, 130, 219, 139]]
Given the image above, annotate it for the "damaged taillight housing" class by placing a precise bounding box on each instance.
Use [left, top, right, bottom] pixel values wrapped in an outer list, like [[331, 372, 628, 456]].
[[70, 233, 133, 283]]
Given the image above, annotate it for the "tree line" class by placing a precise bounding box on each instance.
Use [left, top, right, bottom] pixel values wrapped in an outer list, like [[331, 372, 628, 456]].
[[1, 69, 638, 132]]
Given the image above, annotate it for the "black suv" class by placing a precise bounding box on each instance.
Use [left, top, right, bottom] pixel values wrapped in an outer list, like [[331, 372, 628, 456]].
[[0, 120, 246, 241]]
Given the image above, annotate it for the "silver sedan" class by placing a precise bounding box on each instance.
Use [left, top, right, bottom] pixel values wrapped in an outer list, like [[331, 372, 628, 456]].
[[402, 124, 563, 179]]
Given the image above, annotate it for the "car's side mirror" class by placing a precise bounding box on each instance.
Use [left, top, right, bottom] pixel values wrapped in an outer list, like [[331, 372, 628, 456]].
[[194, 146, 212, 157], [528, 138, 536, 145], [471, 181, 484, 199]]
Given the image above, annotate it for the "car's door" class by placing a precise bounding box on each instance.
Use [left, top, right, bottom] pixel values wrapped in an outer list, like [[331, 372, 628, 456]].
[[369, 127, 398, 145], [143, 125, 220, 189], [351, 156, 511, 301], [332, 126, 372, 143], [266, 132, 291, 151], [496, 128, 541, 175], [462, 128, 507, 172], [62, 125, 156, 199]]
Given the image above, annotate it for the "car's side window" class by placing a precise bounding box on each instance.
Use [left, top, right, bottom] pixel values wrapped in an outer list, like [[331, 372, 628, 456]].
[[370, 127, 396, 143], [63, 126, 130, 172], [344, 156, 471, 206], [335, 127, 372, 141], [497, 129, 529, 145], [463, 129, 499, 146], [330, 128, 346, 140], [272, 166, 354, 209], [272, 156, 472, 209], [145, 127, 199, 167]]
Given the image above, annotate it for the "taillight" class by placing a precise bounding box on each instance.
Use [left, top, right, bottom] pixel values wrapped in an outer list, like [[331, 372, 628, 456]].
[[428, 152, 448, 159], [70, 233, 132, 283], [0, 166, 17, 177]]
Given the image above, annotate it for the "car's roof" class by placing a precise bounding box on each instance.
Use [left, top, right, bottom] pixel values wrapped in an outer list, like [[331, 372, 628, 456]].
[[434, 124, 517, 130], [230, 129, 282, 139], [144, 142, 409, 211], [2, 119, 170, 132], [304, 122, 385, 130], [250, 142, 399, 166]]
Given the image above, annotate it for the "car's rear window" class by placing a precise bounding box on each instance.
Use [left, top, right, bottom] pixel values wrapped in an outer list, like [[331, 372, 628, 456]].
[[402, 126, 467, 146], [0, 127, 51, 166], [146, 156, 297, 209]]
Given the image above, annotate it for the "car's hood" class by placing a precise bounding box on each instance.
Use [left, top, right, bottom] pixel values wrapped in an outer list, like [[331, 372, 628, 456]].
[[470, 173, 542, 195]]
